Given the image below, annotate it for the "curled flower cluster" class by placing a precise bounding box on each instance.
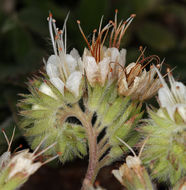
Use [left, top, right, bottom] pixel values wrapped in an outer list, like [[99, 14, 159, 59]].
[[18, 10, 166, 190]]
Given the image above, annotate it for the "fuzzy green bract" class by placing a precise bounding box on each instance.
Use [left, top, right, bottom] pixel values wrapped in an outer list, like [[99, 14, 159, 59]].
[[18, 77, 87, 163], [141, 108, 186, 185], [18, 76, 143, 165]]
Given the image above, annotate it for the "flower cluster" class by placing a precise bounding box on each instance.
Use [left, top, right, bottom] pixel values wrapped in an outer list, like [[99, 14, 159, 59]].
[[18, 10, 166, 190], [39, 11, 162, 102], [157, 68, 186, 122], [0, 129, 58, 189], [141, 70, 186, 185]]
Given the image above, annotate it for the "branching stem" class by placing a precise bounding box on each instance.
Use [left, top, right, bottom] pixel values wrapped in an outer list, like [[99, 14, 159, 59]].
[[70, 104, 99, 190]]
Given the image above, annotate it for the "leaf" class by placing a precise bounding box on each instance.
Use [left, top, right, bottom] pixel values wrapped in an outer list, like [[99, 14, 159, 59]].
[[137, 22, 176, 51]]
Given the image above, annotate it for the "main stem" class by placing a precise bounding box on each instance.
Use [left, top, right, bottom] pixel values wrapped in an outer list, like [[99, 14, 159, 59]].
[[73, 105, 99, 190]]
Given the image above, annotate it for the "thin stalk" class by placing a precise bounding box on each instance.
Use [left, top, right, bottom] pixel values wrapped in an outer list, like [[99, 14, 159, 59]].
[[98, 135, 108, 150], [98, 143, 110, 160], [79, 114, 98, 190]]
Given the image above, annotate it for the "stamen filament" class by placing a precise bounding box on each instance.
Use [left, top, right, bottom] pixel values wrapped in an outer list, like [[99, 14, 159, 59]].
[[77, 20, 94, 56]]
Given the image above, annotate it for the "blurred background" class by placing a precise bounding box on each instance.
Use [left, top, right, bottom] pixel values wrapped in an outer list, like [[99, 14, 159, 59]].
[[0, 0, 186, 189]]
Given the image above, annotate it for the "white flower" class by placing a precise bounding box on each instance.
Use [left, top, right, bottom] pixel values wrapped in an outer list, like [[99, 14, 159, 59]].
[[118, 62, 161, 101], [7, 149, 41, 180], [6, 138, 58, 181], [77, 12, 134, 87], [0, 151, 11, 170], [83, 47, 126, 86], [0, 130, 58, 183], [156, 68, 186, 122], [44, 13, 83, 97]]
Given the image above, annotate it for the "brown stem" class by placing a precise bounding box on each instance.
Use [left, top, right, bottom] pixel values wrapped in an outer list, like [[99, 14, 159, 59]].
[[78, 111, 98, 190], [59, 104, 100, 190], [67, 105, 99, 190]]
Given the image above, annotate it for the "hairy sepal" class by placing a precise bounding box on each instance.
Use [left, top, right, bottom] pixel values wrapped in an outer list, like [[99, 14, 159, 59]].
[[141, 108, 186, 185], [18, 78, 87, 163]]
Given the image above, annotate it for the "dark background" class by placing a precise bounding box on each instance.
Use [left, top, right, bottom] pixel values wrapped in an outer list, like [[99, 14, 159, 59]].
[[0, 0, 186, 189]]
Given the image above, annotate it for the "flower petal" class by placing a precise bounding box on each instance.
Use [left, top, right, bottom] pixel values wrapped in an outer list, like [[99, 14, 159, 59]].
[[39, 83, 57, 99], [66, 71, 83, 97], [109, 47, 120, 62], [99, 57, 110, 85], [46, 55, 60, 78], [126, 62, 136, 74], [65, 54, 77, 73], [119, 49, 127, 67], [84, 56, 99, 85], [70, 48, 80, 60], [50, 77, 65, 95]]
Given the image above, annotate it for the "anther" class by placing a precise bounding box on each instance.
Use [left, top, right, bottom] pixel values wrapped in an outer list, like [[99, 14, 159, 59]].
[[139, 46, 143, 51], [49, 12, 52, 18], [167, 68, 171, 73], [156, 64, 160, 68], [130, 14, 136, 18], [176, 86, 180, 89], [115, 9, 118, 13]]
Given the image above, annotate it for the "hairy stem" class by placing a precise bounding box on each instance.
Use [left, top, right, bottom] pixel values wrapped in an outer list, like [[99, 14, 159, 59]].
[[71, 105, 99, 190], [60, 104, 102, 189], [79, 111, 98, 189]]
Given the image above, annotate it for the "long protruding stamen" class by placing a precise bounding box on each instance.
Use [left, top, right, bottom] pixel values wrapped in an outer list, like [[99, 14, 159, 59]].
[[42, 154, 59, 165], [13, 144, 23, 153], [113, 20, 125, 47], [8, 127, 15, 152], [136, 47, 147, 64], [77, 20, 94, 56], [114, 9, 118, 32], [2, 129, 10, 150], [62, 12, 70, 54], [2, 127, 15, 152], [94, 22, 112, 62], [138, 137, 149, 158], [33, 142, 57, 159], [109, 21, 115, 48], [94, 22, 112, 47], [32, 136, 48, 156], [117, 137, 137, 157], [101, 28, 109, 47], [98, 16, 104, 34], [92, 29, 97, 55], [48, 12, 58, 56], [117, 14, 136, 48]]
